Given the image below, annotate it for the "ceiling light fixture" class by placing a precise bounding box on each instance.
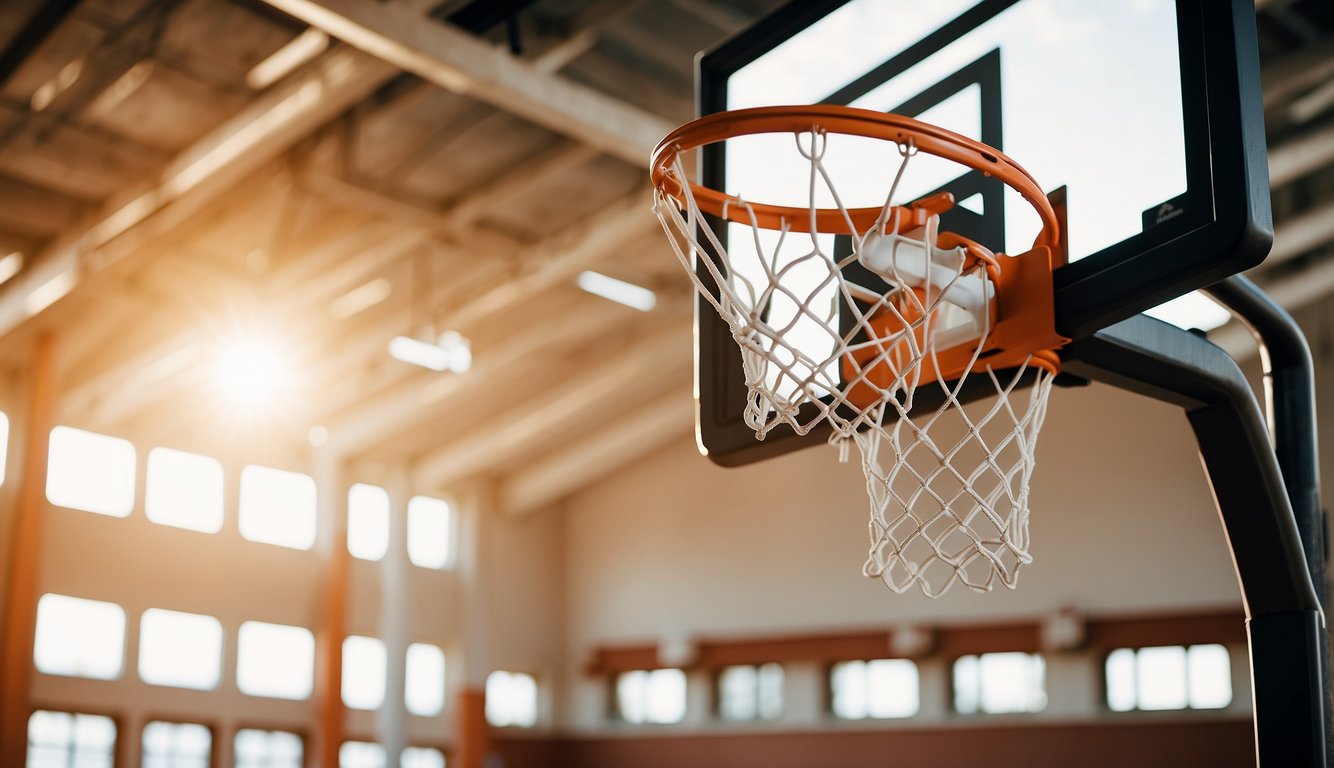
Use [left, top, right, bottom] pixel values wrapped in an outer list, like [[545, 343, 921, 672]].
[[577, 270, 656, 312], [0, 252, 22, 286], [388, 331, 471, 374]]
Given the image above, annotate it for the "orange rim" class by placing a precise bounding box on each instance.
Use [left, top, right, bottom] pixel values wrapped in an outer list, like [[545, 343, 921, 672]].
[[650, 104, 1060, 254]]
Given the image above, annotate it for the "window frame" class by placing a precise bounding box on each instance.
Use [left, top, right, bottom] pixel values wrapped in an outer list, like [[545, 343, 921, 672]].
[[137, 607, 224, 691], [827, 658, 922, 721], [610, 668, 688, 725], [486, 669, 540, 728], [139, 718, 215, 768], [233, 724, 307, 768], [33, 593, 127, 681], [950, 651, 1048, 716], [406, 494, 456, 570], [1102, 643, 1234, 713], [25, 707, 120, 768], [715, 662, 785, 722]]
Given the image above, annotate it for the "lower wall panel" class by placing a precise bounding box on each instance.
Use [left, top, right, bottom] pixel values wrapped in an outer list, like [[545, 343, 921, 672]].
[[496, 719, 1255, 768]]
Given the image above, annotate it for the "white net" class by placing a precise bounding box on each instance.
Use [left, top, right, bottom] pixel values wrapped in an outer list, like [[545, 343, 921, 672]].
[[654, 128, 1057, 597]]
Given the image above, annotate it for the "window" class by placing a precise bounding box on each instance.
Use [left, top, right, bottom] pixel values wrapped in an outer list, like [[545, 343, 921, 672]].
[[0, 410, 9, 486], [237, 621, 315, 699], [235, 729, 303, 768], [239, 465, 316, 549], [401, 746, 446, 768], [407, 496, 452, 568], [405, 643, 446, 716], [615, 668, 686, 724], [348, 483, 390, 560], [340, 741, 385, 768], [830, 659, 919, 719], [139, 608, 222, 690], [953, 653, 1047, 714], [1106, 644, 1232, 711], [142, 721, 211, 768], [146, 447, 224, 533], [46, 426, 135, 517], [486, 670, 538, 727], [718, 663, 783, 721], [27, 711, 115, 768], [343, 635, 387, 710], [33, 593, 125, 679]]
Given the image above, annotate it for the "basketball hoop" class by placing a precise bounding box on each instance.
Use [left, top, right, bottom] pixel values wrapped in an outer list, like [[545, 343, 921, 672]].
[[651, 105, 1067, 596]]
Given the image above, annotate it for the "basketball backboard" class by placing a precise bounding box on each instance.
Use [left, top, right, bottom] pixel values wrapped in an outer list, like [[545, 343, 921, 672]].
[[692, 0, 1271, 465]]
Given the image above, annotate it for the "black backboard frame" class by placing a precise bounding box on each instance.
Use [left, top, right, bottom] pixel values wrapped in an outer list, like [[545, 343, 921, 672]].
[[693, 0, 1271, 466]]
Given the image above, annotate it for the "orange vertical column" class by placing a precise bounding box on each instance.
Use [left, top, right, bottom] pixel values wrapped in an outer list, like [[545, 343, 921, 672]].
[[0, 334, 55, 765], [455, 689, 490, 768], [312, 448, 348, 768]]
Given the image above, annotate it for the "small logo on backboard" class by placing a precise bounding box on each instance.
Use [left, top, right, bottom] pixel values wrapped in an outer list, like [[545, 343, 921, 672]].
[[1143, 193, 1189, 230]]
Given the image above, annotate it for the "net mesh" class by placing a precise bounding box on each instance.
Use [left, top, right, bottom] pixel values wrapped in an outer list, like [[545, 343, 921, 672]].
[[653, 129, 1056, 597]]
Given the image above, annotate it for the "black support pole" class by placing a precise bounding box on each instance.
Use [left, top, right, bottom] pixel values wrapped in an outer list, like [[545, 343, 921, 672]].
[[1205, 275, 1330, 766], [1062, 314, 1326, 768]]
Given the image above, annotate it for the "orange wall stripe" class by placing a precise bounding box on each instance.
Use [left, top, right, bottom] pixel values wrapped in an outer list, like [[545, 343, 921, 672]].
[[585, 609, 1247, 674]]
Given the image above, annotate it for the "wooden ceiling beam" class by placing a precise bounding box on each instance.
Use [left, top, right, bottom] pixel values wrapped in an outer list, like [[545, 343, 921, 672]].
[[322, 298, 628, 457], [444, 188, 658, 330], [409, 322, 690, 492], [0, 45, 400, 341], [498, 390, 692, 517], [259, 0, 674, 166]]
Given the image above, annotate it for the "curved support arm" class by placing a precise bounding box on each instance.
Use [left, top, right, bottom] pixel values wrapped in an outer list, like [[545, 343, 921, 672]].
[[1205, 275, 1324, 607]]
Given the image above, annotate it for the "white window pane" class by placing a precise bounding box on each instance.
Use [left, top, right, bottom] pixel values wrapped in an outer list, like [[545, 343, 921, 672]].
[[1106, 648, 1137, 712], [645, 668, 685, 724], [29, 712, 116, 768], [952, 655, 979, 714], [866, 659, 919, 718], [488, 670, 538, 727], [1137, 646, 1188, 710], [512, 672, 539, 726], [142, 722, 211, 768], [236, 729, 303, 768], [757, 663, 785, 719], [719, 665, 757, 721], [340, 742, 386, 768], [145, 448, 224, 533], [29, 747, 67, 768], [407, 496, 451, 569], [29, 710, 73, 746], [1188, 644, 1232, 709], [405, 643, 446, 716], [34, 594, 125, 679], [343, 636, 387, 710], [400, 746, 446, 768], [74, 713, 116, 750], [955, 653, 1046, 714], [237, 621, 314, 699], [348, 484, 390, 560], [46, 426, 135, 517], [831, 660, 869, 719], [982, 653, 1045, 713], [0, 411, 9, 486], [239, 465, 316, 549], [616, 670, 647, 724], [138, 609, 222, 690]]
